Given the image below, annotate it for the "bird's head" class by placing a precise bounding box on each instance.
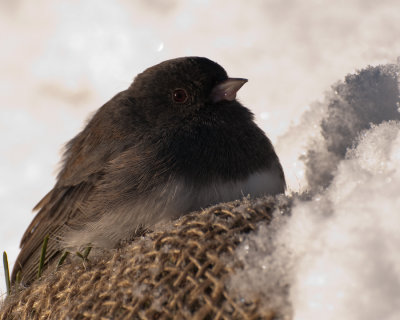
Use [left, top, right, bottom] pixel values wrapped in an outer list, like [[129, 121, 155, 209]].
[[129, 57, 248, 122]]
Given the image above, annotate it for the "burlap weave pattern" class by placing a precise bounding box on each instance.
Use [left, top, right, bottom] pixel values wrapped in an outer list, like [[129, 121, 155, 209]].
[[0, 196, 291, 319]]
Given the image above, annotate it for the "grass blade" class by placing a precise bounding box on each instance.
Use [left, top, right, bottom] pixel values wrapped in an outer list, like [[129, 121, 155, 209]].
[[38, 234, 49, 279], [15, 270, 21, 286], [76, 245, 92, 261], [57, 251, 69, 269], [82, 246, 92, 260], [3, 251, 10, 296]]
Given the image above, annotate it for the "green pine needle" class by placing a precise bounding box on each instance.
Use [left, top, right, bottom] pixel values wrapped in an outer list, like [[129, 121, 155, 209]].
[[3, 251, 11, 296]]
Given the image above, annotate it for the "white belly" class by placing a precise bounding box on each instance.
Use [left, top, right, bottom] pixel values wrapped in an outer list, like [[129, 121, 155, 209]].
[[63, 167, 284, 249]]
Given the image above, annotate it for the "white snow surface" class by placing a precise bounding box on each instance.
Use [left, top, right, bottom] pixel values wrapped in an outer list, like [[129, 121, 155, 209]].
[[1, 1, 400, 318], [229, 65, 400, 319], [287, 122, 400, 320]]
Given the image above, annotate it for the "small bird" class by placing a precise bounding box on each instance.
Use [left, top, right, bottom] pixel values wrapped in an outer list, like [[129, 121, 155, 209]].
[[12, 57, 285, 285]]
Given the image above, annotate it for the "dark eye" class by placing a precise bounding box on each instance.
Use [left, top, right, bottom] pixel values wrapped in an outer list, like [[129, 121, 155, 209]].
[[172, 88, 188, 103]]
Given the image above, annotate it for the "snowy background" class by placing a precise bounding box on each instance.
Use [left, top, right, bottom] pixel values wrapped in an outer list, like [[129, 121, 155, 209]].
[[1, 0, 400, 318]]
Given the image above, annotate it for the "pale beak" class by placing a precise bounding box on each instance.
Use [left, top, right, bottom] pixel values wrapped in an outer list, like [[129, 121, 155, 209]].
[[210, 78, 248, 103]]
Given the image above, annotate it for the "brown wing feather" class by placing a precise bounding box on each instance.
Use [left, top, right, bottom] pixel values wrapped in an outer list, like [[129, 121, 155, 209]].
[[11, 181, 96, 285], [11, 92, 139, 285]]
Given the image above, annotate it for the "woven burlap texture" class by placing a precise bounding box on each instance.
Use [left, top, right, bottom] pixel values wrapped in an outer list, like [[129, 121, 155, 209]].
[[1, 196, 291, 320]]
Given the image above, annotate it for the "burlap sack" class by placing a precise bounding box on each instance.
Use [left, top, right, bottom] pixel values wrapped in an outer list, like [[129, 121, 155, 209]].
[[0, 196, 292, 320]]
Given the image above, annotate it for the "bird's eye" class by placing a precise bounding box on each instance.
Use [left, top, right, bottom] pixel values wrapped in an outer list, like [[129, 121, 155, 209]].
[[172, 88, 188, 103]]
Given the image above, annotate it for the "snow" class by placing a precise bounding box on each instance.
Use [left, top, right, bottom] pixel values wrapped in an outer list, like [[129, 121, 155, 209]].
[[289, 121, 400, 320], [229, 66, 400, 319]]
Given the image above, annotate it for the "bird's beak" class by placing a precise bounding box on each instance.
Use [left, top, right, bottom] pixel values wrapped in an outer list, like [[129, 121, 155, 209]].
[[210, 78, 248, 103]]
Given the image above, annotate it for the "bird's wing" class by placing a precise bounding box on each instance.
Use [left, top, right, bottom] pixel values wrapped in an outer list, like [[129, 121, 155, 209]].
[[11, 91, 141, 284], [11, 177, 98, 285]]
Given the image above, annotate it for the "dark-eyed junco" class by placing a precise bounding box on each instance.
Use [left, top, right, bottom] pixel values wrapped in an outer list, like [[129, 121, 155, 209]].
[[12, 57, 285, 285]]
